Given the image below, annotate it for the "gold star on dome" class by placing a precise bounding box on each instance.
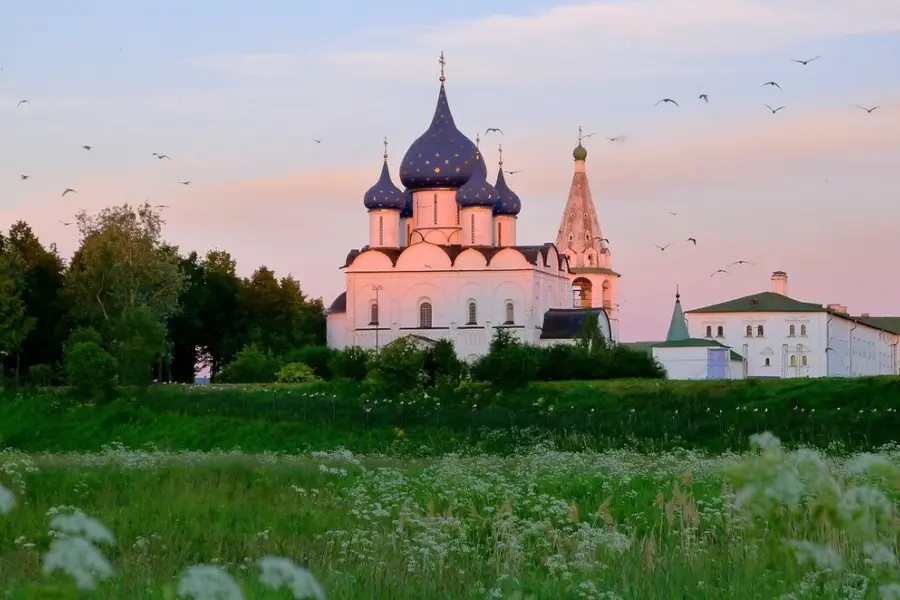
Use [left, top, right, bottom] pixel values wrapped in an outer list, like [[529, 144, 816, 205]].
[[455, 167, 460, 173], [434, 167, 441, 173]]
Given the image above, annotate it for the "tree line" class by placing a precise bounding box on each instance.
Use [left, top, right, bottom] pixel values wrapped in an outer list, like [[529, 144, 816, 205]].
[[0, 202, 325, 387]]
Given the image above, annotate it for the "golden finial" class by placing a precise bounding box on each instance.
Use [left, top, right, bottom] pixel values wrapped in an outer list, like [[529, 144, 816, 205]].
[[438, 51, 446, 83], [498, 142, 503, 167], [475, 132, 480, 149], [382, 136, 388, 161], [676, 284, 680, 299], [577, 125, 583, 145]]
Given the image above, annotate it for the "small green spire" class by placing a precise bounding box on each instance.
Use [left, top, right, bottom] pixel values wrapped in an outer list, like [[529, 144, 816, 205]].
[[666, 287, 690, 342]]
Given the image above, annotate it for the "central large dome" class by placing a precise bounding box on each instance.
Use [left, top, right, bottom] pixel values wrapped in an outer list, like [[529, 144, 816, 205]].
[[399, 83, 480, 191]]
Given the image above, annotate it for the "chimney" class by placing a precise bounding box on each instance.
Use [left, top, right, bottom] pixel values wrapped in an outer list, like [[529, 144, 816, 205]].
[[771, 271, 788, 296], [861, 312, 870, 318], [827, 303, 848, 314]]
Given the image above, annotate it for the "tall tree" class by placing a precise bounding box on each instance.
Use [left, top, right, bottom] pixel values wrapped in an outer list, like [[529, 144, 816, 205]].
[[3, 221, 67, 378], [0, 246, 35, 382], [66, 202, 186, 385], [167, 251, 207, 383], [199, 249, 242, 381]]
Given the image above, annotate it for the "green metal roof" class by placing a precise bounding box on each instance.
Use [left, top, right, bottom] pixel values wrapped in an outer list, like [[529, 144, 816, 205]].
[[853, 316, 900, 335], [685, 291, 827, 314], [569, 267, 621, 277], [666, 293, 689, 341]]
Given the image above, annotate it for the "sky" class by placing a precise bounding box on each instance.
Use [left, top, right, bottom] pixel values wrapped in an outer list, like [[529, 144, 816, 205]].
[[1, 0, 899, 341]]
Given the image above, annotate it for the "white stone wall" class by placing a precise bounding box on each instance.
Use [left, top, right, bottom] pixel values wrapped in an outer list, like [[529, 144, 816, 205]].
[[827, 315, 899, 377], [652, 346, 744, 380]]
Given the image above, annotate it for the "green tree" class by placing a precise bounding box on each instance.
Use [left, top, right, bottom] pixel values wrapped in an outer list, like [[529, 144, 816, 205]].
[[199, 250, 243, 381], [167, 251, 207, 383], [65, 202, 186, 384], [0, 247, 36, 383]]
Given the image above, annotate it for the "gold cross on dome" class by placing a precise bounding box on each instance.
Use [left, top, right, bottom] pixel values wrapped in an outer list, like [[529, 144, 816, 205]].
[[439, 51, 446, 82], [578, 125, 583, 145], [382, 136, 388, 160], [498, 143, 503, 166]]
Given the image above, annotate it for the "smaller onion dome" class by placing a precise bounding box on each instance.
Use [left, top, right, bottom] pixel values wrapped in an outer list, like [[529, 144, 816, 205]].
[[573, 143, 587, 161], [456, 145, 498, 208], [363, 142, 404, 210], [493, 169, 521, 216], [400, 188, 413, 219]]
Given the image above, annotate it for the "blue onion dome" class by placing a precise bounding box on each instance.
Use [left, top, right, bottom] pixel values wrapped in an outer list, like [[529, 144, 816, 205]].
[[399, 82, 480, 191], [400, 188, 413, 219], [456, 146, 498, 208], [493, 167, 521, 216], [363, 151, 404, 210]]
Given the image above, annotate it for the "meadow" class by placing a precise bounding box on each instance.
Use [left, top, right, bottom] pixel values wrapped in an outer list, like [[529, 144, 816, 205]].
[[4, 435, 900, 598]]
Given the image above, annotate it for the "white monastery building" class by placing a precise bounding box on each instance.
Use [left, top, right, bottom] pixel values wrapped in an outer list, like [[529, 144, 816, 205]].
[[326, 57, 619, 359], [628, 272, 900, 380]]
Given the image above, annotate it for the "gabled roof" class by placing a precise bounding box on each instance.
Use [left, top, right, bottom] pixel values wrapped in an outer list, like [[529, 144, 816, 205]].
[[685, 291, 827, 314], [540, 307, 610, 340]]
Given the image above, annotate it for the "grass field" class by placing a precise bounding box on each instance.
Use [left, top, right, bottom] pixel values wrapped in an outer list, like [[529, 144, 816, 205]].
[[3, 436, 900, 598]]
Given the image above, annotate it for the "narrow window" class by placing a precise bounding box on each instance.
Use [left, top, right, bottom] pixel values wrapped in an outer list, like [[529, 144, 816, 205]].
[[433, 194, 438, 224], [457, 205, 460, 225], [764, 357, 771, 367], [801, 355, 808, 367], [370, 302, 379, 325], [716, 326, 724, 338], [467, 301, 477, 325], [705, 325, 712, 337], [790, 355, 797, 367], [746, 325, 752, 337], [406, 223, 412, 245], [585, 232, 590, 241], [470, 214, 475, 244], [378, 216, 384, 246], [497, 223, 502, 246], [800, 324, 807, 336], [757, 325, 764, 337], [505, 301, 514, 324], [789, 324, 796, 336], [419, 302, 433, 328]]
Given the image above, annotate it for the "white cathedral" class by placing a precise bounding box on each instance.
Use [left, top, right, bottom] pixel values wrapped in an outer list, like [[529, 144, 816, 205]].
[[326, 61, 620, 360]]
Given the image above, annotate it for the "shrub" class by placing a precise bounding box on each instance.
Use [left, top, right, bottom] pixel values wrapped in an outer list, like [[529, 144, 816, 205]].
[[369, 337, 427, 394], [27, 363, 53, 387], [329, 346, 370, 382], [423, 339, 465, 388], [471, 329, 540, 390], [285, 345, 334, 380], [218, 344, 280, 383], [65, 341, 117, 402], [276, 362, 319, 384]]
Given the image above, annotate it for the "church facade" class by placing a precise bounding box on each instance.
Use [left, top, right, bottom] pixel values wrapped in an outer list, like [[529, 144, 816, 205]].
[[326, 59, 620, 360]]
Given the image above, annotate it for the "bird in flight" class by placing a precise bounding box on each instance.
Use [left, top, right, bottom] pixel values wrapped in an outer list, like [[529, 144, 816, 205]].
[[654, 98, 679, 107], [16, 100, 29, 106], [791, 56, 819, 65], [668, 211, 678, 216], [485, 127, 503, 135], [687, 237, 697, 245], [728, 260, 754, 266], [699, 94, 709, 103], [82, 145, 92, 151], [20, 174, 29, 180], [152, 153, 171, 159], [654, 243, 673, 251], [59, 220, 72, 226], [710, 269, 728, 277], [178, 180, 192, 185], [155, 204, 170, 209], [581, 132, 599, 139], [62, 188, 76, 196], [607, 136, 625, 142], [313, 139, 323, 144], [506, 170, 523, 175], [762, 81, 782, 90], [856, 105, 880, 113], [765, 104, 786, 114], [595, 237, 610, 244]]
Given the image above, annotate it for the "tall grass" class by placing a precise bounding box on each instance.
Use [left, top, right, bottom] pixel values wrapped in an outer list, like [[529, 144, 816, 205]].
[[3, 436, 900, 598]]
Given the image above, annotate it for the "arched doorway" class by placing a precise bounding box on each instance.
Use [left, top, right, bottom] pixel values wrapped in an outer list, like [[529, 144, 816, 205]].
[[573, 277, 593, 308]]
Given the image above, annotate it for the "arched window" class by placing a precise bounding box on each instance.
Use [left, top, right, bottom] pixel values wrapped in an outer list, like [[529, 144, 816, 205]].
[[764, 358, 771, 367], [757, 325, 764, 337], [746, 325, 753, 337], [585, 232, 590, 241], [800, 324, 807, 336], [467, 301, 477, 325], [378, 216, 384, 246], [505, 301, 515, 324], [789, 324, 796, 336], [370, 302, 379, 325], [801, 355, 808, 367], [568, 234, 573, 242], [419, 302, 433, 329], [790, 355, 797, 367], [470, 214, 476, 244], [705, 325, 712, 337], [716, 326, 724, 337], [433, 194, 438, 224]]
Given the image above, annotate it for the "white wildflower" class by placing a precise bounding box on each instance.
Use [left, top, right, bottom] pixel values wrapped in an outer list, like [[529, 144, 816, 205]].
[[0, 483, 15, 515], [41, 537, 114, 590], [257, 556, 326, 599], [50, 512, 115, 545], [788, 540, 843, 571], [864, 541, 897, 566], [177, 564, 245, 600]]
